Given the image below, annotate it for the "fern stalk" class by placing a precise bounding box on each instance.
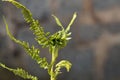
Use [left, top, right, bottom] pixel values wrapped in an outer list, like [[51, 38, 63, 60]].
[[49, 47, 58, 80]]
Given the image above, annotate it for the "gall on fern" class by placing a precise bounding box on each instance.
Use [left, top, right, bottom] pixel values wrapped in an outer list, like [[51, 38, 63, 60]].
[[1, 0, 77, 80]]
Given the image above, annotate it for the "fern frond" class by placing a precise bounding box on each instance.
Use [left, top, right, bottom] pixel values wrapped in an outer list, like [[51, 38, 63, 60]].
[[3, 16, 49, 69], [55, 60, 72, 77], [52, 15, 64, 30], [2, 0, 50, 47], [65, 12, 77, 33], [0, 63, 38, 80]]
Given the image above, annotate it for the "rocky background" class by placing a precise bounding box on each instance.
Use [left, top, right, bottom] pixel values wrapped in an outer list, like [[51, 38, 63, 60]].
[[0, 0, 120, 80]]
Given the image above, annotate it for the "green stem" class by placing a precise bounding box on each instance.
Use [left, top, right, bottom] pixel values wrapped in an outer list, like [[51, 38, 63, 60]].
[[49, 46, 58, 80]]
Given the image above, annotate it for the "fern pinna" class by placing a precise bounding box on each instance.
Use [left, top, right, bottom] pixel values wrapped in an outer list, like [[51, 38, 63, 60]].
[[1, 0, 77, 80]]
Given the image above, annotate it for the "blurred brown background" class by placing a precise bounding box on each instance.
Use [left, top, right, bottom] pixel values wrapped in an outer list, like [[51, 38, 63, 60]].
[[0, 0, 120, 80]]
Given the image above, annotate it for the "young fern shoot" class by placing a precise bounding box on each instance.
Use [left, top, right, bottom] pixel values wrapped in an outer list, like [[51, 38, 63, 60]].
[[1, 0, 77, 80]]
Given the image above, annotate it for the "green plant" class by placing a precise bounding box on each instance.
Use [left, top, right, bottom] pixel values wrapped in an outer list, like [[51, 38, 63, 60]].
[[0, 0, 77, 80]]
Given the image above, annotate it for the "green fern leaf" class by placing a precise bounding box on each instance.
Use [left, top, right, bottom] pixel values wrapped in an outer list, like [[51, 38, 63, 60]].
[[55, 60, 72, 76], [65, 12, 77, 33], [3, 0, 50, 47], [0, 63, 38, 80], [52, 15, 64, 30], [3, 16, 49, 69]]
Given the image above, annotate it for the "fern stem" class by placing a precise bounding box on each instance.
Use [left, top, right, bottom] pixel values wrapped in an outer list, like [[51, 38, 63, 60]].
[[49, 46, 59, 80]]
